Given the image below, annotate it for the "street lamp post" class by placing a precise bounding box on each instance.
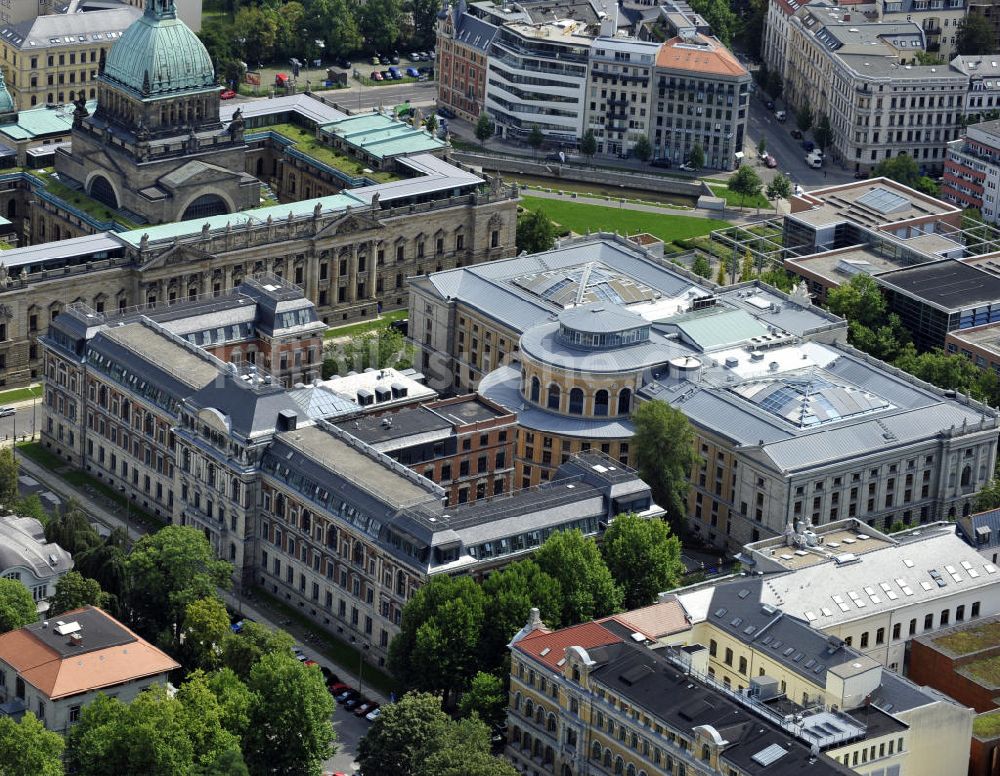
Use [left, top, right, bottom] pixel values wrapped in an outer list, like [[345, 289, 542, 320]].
[[119, 485, 131, 549]]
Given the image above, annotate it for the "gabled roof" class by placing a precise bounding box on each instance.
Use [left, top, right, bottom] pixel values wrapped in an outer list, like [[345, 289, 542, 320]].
[[512, 620, 623, 671]]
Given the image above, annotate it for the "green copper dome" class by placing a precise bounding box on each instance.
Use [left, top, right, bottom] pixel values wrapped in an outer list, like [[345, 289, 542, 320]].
[[102, 0, 216, 98], [0, 69, 14, 116]]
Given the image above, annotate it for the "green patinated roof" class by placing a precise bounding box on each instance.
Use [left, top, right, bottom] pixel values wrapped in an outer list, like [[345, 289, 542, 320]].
[[322, 112, 445, 160], [0, 70, 14, 117], [102, 0, 216, 99], [0, 101, 95, 141]]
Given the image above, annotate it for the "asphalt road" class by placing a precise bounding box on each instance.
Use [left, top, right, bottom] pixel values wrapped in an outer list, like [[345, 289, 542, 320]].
[[743, 94, 856, 190], [0, 403, 37, 443]]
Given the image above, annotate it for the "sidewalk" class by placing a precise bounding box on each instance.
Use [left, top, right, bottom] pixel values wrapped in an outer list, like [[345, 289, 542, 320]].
[[16, 453, 390, 705]]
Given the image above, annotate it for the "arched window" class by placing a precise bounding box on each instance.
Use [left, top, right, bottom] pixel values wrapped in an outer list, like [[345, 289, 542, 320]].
[[353, 540, 364, 564], [524, 699, 534, 718], [572, 666, 581, 682], [513, 692, 521, 711], [961, 465, 972, 488], [569, 387, 584, 414], [614, 756, 624, 775], [594, 389, 609, 416], [90, 175, 118, 209], [702, 744, 711, 761], [570, 698, 579, 714], [547, 383, 561, 410], [229, 542, 236, 560], [512, 726, 521, 745], [396, 570, 406, 595], [591, 741, 602, 760], [535, 706, 544, 724], [603, 749, 613, 767], [522, 733, 531, 752], [530, 376, 540, 402], [617, 387, 632, 415], [547, 713, 556, 732], [182, 194, 229, 221], [326, 526, 337, 549], [627, 765, 637, 776], [544, 746, 554, 765]]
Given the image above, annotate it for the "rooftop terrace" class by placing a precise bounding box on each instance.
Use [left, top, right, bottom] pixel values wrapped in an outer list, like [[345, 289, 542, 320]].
[[251, 123, 399, 183], [934, 619, 1000, 655]]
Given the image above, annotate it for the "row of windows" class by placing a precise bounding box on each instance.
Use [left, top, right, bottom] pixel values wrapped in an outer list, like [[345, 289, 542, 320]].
[[525, 377, 632, 417], [845, 601, 981, 648]]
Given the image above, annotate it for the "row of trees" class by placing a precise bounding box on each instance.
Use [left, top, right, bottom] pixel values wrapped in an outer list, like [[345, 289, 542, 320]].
[[199, 0, 440, 83], [388, 515, 685, 720]]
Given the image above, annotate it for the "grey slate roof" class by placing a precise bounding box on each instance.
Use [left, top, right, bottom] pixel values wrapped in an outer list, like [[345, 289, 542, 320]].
[[454, 12, 498, 51], [0, 5, 140, 50], [0, 516, 72, 580], [186, 373, 307, 441], [958, 509, 1000, 554]]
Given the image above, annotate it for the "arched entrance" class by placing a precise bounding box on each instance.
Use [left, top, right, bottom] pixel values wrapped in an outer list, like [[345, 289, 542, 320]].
[[181, 193, 229, 220]]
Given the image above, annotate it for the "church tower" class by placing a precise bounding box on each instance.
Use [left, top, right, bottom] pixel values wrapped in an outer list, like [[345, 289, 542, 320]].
[[54, 0, 258, 226]]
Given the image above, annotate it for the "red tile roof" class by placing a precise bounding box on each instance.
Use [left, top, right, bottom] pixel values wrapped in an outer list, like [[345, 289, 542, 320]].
[[513, 621, 622, 670], [656, 36, 748, 78], [601, 599, 690, 640]]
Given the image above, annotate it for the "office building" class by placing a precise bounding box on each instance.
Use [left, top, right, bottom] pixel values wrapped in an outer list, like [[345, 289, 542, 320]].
[[40, 300, 661, 664], [0, 515, 72, 614], [0, 606, 178, 733], [0, 4, 142, 110], [941, 118, 1000, 222], [736, 518, 1000, 671]]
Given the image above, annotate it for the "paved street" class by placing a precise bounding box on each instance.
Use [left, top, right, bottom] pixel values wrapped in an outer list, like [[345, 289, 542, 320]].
[[15, 452, 381, 775], [743, 93, 856, 190], [0, 396, 40, 444]]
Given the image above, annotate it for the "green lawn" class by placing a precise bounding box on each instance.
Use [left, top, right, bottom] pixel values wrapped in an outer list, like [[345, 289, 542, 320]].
[[38, 173, 139, 229], [708, 183, 772, 211], [967, 655, 1000, 686], [0, 384, 40, 405], [520, 196, 729, 247], [252, 587, 399, 697], [254, 123, 398, 183], [324, 309, 408, 340]]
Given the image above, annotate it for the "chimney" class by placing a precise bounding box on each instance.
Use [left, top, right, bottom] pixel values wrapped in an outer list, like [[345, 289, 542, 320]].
[[276, 409, 298, 432], [526, 607, 543, 631]]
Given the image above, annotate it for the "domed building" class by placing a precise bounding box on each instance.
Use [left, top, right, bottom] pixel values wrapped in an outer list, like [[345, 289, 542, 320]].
[[53, 0, 258, 225]]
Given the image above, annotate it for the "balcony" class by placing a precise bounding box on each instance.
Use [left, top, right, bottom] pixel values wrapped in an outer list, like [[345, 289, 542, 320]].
[[923, 25, 942, 35]]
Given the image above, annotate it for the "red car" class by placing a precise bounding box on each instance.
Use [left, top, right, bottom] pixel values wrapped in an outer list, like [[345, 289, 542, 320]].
[[220, 89, 236, 100], [329, 682, 349, 695]]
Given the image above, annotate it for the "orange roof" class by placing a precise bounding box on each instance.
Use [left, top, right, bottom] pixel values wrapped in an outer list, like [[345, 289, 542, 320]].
[[656, 36, 748, 78], [0, 607, 179, 700], [513, 621, 622, 670], [601, 599, 690, 641]]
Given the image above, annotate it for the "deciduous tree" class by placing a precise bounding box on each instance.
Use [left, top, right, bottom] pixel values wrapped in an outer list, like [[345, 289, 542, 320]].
[[956, 14, 995, 55], [181, 596, 232, 671], [691, 254, 712, 278], [357, 692, 452, 776], [49, 571, 108, 616], [796, 100, 813, 133], [632, 401, 696, 523], [220, 620, 295, 680], [458, 671, 508, 731], [533, 530, 622, 625], [515, 209, 556, 255], [358, 0, 403, 53], [0, 712, 64, 776], [688, 142, 705, 169], [580, 129, 597, 158], [602, 513, 684, 609], [0, 447, 18, 507], [527, 125, 544, 156], [826, 273, 887, 330], [479, 559, 561, 666], [410, 0, 441, 48], [729, 164, 762, 210], [243, 652, 335, 776], [633, 135, 652, 162], [766, 174, 791, 209], [125, 525, 232, 642], [388, 575, 487, 699], [0, 578, 37, 633], [475, 113, 495, 147], [814, 113, 834, 151]]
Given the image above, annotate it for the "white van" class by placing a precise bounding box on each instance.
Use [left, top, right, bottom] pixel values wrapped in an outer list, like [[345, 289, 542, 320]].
[[774, 110, 787, 122], [806, 152, 823, 169]]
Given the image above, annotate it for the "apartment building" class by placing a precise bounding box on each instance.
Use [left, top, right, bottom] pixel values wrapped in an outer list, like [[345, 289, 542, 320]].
[[942, 118, 1000, 222], [736, 519, 1000, 672], [437, 1, 498, 122], [672, 577, 975, 776], [584, 37, 659, 158], [39, 299, 661, 664], [652, 32, 750, 170], [957, 508, 1000, 563], [784, 4, 968, 176], [0, 606, 178, 734], [0, 5, 141, 110], [762, 0, 801, 79], [507, 611, 858, 776]]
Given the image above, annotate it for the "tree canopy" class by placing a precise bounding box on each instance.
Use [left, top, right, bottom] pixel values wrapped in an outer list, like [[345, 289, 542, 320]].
[[475, 113, 495, 146], [516, 209, 557, 255], [796, 101, 814, 133], [0, 447, 18, 507], [323, 324, 412, 378], [633, 135, 653, 162], [0, 578, 38, 633], [180, 596, 232, 671], [125, 525, 232, 642], [533, 529, 622, 625], [631, 400, 696, 522], [602, 513, 684, 609], [766, 174, 791, 205], [580, 129, 598, 158], [479, 559, 562, 669], [0, 712, 64, 776], [243, 652, 336, 776], [688, 143, 705, 169], [49, 571, 108, 617], [388, 574, 487, 700], [220, 620, 296, 680], [457, 671, 508, 732], [956, 14, 995, 56], [728, 165, 763, 209]]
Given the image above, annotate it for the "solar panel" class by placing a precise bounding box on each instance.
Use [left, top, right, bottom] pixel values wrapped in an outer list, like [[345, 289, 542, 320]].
[[714, 608, 728, 618], [751, 743, 788, 766]]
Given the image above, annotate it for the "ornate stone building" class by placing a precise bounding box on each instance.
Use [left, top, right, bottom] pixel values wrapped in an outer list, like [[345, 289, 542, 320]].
[[54, 0, 258, 226]]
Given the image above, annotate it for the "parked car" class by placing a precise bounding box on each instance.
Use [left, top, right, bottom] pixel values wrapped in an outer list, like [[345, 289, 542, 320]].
[[806, 152, 823, 169], [388, 67, 401, 79], [437, 106, 455, 119], [765, 100, 775, 111], [371, 71, 383, 81], [329, 682, 350, 695], [344, 696, 367, 711], [774, 110, 787, 122], [303, 659, 319, 669], [371, 55, 381, 66], [355, 702, 378, 717], [406, 67, 420, 77], [679, 161, 696, 172], [765, 154, 778, 169], [390, 53, 400, 64], [220, 89, 236, 100], [854, 170, 866, 179], [650, 157, 672, 168], [320, 666, 339, 685], [381, 70, 392, 80], [801, 140, 815, 152], [336, 689, 360, 704], [409, 51, 421, 61], [790, 129, 803, 139], [365, 707, 382, 722]]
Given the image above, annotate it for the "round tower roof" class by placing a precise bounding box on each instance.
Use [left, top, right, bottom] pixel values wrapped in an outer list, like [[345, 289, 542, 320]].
[[0, 69, 15, 116], [102, 0, 216, 98]]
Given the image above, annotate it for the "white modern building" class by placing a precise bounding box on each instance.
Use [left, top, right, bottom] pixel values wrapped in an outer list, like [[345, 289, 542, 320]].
[[735, 518, 1000, 672], [941, 118, 1000, 222], [0, 515, 72, 614]]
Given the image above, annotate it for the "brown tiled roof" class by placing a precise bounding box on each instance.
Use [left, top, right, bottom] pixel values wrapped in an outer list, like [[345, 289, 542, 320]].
[[513, 621, 622, 670], [656, 36, 748, 78], [0, 607, 179, 700], [601, 599, 690, 640]]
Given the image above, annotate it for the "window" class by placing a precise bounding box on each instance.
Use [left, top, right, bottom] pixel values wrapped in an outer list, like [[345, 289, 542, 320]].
[[530, 377, 540, 403], [617, 387, 632, 415], [709, 639, 717, 657], [594, 389, 609, 416], [956, 604, 965, 622], [738, 656, 747, 675], [892, 623, 901, 640], [547, 384, 560, 410], [724, 647, 733, 666], [876, 627, 885, 645], [860, 631, 869, 648], [924, 613, 934, 630], [569, 387, 584, 414], [972, 601, 981, 618], [940, 608, 949, 626]]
